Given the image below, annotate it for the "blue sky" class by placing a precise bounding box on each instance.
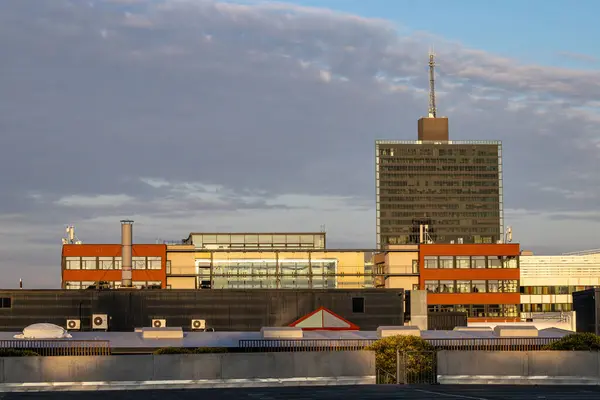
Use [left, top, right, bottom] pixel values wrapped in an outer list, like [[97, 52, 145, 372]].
[[273, 0, 599, 69]]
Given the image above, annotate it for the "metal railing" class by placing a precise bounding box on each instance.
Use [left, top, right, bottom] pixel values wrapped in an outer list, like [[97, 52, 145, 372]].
[[239, 339, 375, 352], [240, 337, 560, 352], [0, 340, 111, 356], [427, 337, 556, 351]]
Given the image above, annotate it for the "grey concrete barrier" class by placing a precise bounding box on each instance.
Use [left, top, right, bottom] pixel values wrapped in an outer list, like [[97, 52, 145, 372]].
[[437, 351, 600, 385], [0, 351, 375, 384]]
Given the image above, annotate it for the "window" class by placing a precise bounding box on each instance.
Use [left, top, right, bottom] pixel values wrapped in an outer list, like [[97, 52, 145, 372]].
[[471, 304, 485, 318], [65, 281, 82, 290], [99, 257, 114, 270], [65, 257, 81, 270], [471, 256, 486, 269], [147, 257, 162, 270], [500, 280, 518, 293], [166, 260, 171, 274], [425, 280, 440, 293], [487, 304, 502, 317], [82, 257, 97, 270], [472, 280, 486, 293], [0, 297, 11, 308], [352, 297, 365, 313], [412, 284, 419, 290], [455, 256, 470, 269], [503, 257, 518, 269], [454, 304, 469, 314], [487, 256, 502, 268], [114, 257, 122, 270], [503, 304, 518, 317], [439, 256, 454, 269], [456, 280, 471, 293], [439, 280, 455, 293], [424, 256, 438, 269], [411, 260, 419, 274], [487, 280, 500, 293], [132, 257, 146, 270]]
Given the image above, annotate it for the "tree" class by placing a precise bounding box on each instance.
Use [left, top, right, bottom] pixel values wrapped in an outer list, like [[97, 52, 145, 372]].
[[543, 333, 600, 351], [368, 335, 435, 376]]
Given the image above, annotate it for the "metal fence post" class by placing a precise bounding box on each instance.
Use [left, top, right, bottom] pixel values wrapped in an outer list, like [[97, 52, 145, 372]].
[[396, 349, 400, 384]]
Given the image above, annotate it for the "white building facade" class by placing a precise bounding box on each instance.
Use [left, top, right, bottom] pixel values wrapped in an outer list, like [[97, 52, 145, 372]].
[[519, 252, 600, 316]]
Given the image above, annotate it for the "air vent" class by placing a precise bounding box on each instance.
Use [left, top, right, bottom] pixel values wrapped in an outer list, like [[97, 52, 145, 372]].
[[191, 319, 206, 330], [92, 314, 108, 330], [66, 319, 81, 330], [152, 319, 166, 328]]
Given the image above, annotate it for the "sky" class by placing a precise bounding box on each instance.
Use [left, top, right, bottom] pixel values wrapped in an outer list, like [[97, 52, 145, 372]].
[[0, 0, 599, 288]]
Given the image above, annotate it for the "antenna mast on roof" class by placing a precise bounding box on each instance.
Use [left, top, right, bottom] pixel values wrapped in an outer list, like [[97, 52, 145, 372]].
[[428, 48, 437, 118]]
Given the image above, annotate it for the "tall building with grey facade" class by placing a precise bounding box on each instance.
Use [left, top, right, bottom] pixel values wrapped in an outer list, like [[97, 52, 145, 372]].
[[375, 53, 503, 248]]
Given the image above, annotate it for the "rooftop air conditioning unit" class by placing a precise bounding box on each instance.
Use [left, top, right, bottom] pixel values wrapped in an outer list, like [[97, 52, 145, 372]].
[[191, 319, 206, 330], [152, 319, 166, 328], [92, 314, 108, 330], [66, 319, 81, 330]]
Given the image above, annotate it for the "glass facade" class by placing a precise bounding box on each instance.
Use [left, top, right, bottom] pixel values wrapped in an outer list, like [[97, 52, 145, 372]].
[[376, 140, 503, 247], [201, 259, 338, 289], [185, 233, 326, 250]]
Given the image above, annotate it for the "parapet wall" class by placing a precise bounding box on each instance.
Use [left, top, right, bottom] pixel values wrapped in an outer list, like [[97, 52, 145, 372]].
[[0, 351, 375, 384], [438, 351, 600, 385]]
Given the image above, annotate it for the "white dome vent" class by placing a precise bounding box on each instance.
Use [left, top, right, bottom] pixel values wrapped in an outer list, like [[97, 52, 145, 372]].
[[13, 323, 72, 339]]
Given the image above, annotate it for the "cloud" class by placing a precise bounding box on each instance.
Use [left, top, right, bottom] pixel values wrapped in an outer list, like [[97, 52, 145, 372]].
[[0, 0, 599, 287], [55, 194, 136, 208], [557, 51, 599, 64]]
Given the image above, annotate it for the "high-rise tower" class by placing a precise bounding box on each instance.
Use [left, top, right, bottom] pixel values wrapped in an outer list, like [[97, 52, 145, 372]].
[[375, 53, 503, 248]]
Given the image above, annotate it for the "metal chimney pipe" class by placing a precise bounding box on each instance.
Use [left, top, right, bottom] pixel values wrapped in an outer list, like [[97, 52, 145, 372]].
[[121, 220, 133, 288]]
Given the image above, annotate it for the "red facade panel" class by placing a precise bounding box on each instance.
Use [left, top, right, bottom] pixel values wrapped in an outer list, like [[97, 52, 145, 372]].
[[61, 244, 167, 288], [419, 243, 521, 322]]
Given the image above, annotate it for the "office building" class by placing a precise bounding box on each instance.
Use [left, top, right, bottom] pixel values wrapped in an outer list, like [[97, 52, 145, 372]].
[[519, 250, 600, 316], [420, 243, 520, 322], [61, 222, 371, 290], [375, 53, 503, 247]]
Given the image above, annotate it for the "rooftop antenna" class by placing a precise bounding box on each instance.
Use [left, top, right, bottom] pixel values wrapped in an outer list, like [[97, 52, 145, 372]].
[[62, 225, 83, 245], [428, 47, 437, 118]]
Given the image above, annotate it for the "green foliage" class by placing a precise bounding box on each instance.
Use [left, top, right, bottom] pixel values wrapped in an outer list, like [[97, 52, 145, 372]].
[[153, 347, 193, 355], [193, 347, 228, 354], [0, 349, 40, 357], [543, 333, 600, 351], [368, 335, 435, 377], [153, 347, 228, 355]]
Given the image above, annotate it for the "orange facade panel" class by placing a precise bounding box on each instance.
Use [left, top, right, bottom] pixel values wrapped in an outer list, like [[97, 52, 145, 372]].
[[61, 244, 167, 288], [419, 243, 520, 257], [428, 293, 520, 305]]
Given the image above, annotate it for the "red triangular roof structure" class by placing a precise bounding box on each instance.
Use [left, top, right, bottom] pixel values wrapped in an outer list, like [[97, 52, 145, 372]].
[[289, 307, 359, 331]]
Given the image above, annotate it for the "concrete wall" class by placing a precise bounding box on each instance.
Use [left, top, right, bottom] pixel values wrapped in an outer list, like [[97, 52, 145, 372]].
[[438, 351, 600, 384], [0, 351, 375, 384]]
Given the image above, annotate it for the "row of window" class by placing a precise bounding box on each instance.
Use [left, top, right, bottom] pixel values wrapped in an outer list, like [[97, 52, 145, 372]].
[[521, 303, 573, 312], [425, 280, 519, 293], [380, 166, 498, 173], [424, 256, 518, 269], [64, 256, 162, 270], [64, 281, 162, 289], [383, 235, 497, 245], [379, 194, 500, 203], [378, 148, 498, 157], [379, 157, 498, 165], [520, 286, 595, 295], [379, 211, 500, 218], [378, 176, 499, 185], [428, 304, 519, 317]]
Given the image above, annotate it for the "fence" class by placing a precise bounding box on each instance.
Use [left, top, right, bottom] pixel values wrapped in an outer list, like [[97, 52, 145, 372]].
[[240, 337, 559, 352], [239, 339, 375, 352], [0, 340, 111, 356]]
